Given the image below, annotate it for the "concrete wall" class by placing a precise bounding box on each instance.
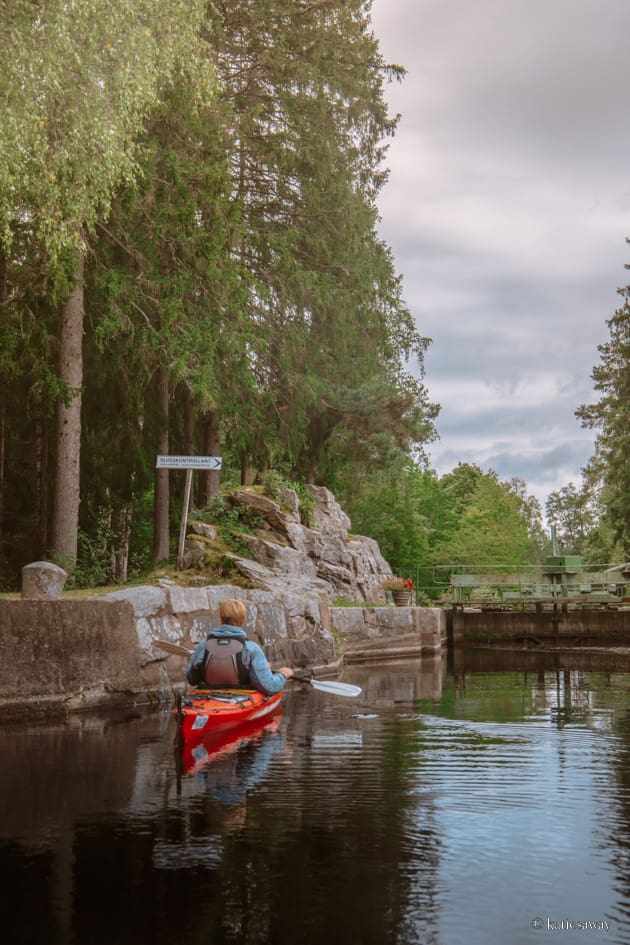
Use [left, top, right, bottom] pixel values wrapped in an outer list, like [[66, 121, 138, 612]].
[[330, 605, 447, 662], [0, 586, 446, 720], [451, 607, 630, 645], [0, 599, 143, 719], [0, 585, 339, 719]]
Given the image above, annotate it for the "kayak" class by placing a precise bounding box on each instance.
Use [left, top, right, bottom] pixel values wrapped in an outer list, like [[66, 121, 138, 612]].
[[174, 688, 283, 745]]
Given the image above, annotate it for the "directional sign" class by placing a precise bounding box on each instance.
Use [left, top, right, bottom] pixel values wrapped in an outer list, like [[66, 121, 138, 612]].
[[156, 455, 222, 470], [154, 456, 223, 569]]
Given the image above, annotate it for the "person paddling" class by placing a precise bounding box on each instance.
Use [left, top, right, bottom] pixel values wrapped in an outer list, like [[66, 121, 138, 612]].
[[185, 598, 293, 695]]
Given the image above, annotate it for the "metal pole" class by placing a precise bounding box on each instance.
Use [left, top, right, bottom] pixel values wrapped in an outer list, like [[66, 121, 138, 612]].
[[176, 468, 193, 571]]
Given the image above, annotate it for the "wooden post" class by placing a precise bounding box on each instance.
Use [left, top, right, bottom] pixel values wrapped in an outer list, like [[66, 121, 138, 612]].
[[177, 468, 194, 571]]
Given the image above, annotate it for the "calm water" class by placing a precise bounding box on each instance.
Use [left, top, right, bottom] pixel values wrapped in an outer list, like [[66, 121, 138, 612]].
[[3, 650, 630, 945]]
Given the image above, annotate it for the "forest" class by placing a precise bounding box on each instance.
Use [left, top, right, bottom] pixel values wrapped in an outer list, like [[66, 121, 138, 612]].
[[0, 1, 628, 593]]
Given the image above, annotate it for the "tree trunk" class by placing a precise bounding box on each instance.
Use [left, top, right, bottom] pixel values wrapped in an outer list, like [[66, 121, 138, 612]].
[[0, 393, 4, 542], [152, 365, 170, 563], [198, 409, 221, 506], [50, 250, 84, 570], [241, 453, 256, 486], [34, 390, 49, 556], [183, 384, 195, 456], [112, 506, 132, 582], [0, 251, 5, 541]]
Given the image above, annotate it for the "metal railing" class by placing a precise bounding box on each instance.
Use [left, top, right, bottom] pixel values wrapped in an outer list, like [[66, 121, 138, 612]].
[[397, 563, 630, 608]]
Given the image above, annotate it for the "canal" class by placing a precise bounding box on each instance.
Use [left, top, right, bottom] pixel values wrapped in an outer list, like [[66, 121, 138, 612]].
[[2, 651, 630, 944]]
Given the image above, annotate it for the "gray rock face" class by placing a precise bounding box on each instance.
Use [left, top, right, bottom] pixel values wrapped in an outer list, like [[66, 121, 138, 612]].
[[186, 486, 393, 604], [277, 487, 300, 521], [21, 561, 67, 600], [305, 484, 351, 536]]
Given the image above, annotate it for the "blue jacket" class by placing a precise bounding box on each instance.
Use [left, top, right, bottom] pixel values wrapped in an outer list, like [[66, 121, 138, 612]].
[[185, 625, 289, 696]]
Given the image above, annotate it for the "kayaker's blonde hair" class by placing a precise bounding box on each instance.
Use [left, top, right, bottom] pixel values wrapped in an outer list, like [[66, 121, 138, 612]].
[[219, 598, 247, 627]]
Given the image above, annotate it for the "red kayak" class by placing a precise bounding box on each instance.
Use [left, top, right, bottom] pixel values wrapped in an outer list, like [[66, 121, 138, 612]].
[[175, 688, 283, 745]]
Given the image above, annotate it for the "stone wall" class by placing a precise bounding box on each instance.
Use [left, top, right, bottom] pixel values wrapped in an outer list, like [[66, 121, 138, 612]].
[[0, 584, 342, 719], [101, 582, 339, 680], [0, 487, 444, 718]]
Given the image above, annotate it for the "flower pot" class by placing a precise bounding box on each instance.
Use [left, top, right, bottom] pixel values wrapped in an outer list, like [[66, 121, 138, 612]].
[[391, 589, 412, 607]]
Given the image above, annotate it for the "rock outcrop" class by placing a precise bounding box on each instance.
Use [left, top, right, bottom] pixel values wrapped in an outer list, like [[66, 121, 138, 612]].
[[184, 485, 393, 604]]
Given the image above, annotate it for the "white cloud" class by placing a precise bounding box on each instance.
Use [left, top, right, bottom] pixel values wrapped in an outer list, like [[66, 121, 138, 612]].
[[371, 0, 630, 511], [428, 372, 576, 413]]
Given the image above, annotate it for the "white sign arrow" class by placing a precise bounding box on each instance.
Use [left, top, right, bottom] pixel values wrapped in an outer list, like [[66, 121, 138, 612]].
[[156, 455, 222, 470]]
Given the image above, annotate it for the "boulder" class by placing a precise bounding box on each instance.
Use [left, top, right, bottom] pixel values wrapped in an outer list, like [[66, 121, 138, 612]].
[[21, 561, 67, 600], [182, 538, 206, 569], [190, 522, 218, 540]]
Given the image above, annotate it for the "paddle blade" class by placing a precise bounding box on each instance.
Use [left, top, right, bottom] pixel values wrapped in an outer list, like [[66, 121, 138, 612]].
[[154, 640, 193, 658], [309, 679, 362, 698]]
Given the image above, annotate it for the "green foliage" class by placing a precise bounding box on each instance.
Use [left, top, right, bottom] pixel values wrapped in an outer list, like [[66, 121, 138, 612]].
[[68, 529, 110, 590], [261, 471, 287, 500], [432, 474, 533, 566], [545, 482, 597, 556], [294, 486, 317, 529], [505, 476, 547, 557], [342, 458, 434, 574], [208, 0, 438, 479], [0, 0, 212, 258], [577, 258, 630, 558], [342, 459, 543, 599], [202, 496, 265, 556]]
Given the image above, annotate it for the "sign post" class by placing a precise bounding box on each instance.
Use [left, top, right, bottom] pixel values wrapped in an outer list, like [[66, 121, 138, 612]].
[[155, 456, 222, 570]]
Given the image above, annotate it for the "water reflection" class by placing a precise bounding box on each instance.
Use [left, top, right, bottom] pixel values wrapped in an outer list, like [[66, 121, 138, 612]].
[[3, 651, 630, 943], [154, 712, 285, 870]]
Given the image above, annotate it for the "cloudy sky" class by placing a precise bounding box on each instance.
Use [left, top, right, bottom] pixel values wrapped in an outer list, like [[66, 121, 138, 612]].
[[370, 0, 630, 512]]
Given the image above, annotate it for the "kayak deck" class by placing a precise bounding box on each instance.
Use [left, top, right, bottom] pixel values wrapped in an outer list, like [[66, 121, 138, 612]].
[[175, 688, 283, 743]]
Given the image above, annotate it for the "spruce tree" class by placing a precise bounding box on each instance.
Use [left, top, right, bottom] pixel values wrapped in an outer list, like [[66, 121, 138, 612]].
[[577, 255, 630, 557], [211, 0, 437, 481]]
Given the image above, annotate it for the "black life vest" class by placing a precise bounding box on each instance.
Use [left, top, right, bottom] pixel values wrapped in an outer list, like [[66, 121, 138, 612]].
[[202, 635, 250, 687]]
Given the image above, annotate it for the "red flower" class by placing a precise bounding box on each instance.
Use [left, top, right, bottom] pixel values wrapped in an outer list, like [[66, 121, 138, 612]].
[[382, 576, 415, 591]]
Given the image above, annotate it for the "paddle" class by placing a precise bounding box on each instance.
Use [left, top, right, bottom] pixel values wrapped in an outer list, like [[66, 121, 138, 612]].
[[153, 639, 362, 698]]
